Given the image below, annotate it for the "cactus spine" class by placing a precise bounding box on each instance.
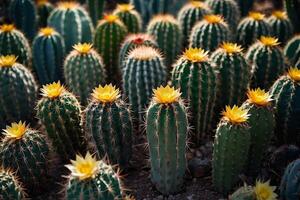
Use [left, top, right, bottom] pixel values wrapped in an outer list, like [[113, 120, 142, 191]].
[[84, 84, 133, 167], [87, 0, 105, 26], [32, 27, 65, 85], [171, 48, 217, 144], [146, 85, 188, 195], [64, 43, 106, 105], [284, 35, 300, 68], [212, 105, 251, 194], [0, 169, 25, 200], [230, 185, 255, 200], [65, 152, 122, 200], [189, 15, 230, 52], [36, 0, 54, 28]]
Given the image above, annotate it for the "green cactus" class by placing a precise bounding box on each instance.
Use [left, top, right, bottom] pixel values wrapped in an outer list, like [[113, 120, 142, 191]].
[[230, 185, 255, 200], [113, 4, 142, 33], [9, 0, 37, 41], [36, 0, 54, 28], [0, 169, 25, 200], [269, 67, 300, 145], [284, 35, 300, 67], [189, 15, 230, 52], [123, 46, 166, 122], [84, 84, 133, 167], [0, 24, 31, 67], [146, 85, 188, 195], [48, 1, 93, 53], [32, 27, 65, 85], [94, 14, 128, 85], [236, 12, 272, 48], [212, 105, 251, 195], [234, 0, 254, 17], [87, 0, 105, 26], [246, 36, 286, 89], [171, 48, 217, 144], [0, 122, 50, 196], [64, 43, 106, 106], [0, 55, 37, 130], [36, 82, 86, 162], [284, 0, 300, 33]]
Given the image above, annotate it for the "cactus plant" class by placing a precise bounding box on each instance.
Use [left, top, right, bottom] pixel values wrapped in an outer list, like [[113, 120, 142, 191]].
[[65, 152, 122, 200], [0, 55, 37, 129], [0, 169, 25, 200], [171, 48, 217, 144], [189, 15, 230, 52], [36, 82, 86, 162], [246, 36, 286, 89], [94, 14, 128, 85], [87, 0, 105, 26], [123, 46, 166, 122], [32, 27, 65, 85], [234, 0, 254, 17], [230, 185, 254, 200], [212, 105, 251, 194], [84, 84, 133, 167], [9, 0, 37, 41], [284, 0, 300, 33], [269, 67, 300, 145], [64, 43, 106, 105], [48, 1, 93, 53], [36, 0, 54, 28], [284, 35, 300, 67], [0, 24, 31, 66], [113, 4, 142, 33], [147, 14, 182, 68], [146, 85, 188, 195], [236, 12, 272, 48]]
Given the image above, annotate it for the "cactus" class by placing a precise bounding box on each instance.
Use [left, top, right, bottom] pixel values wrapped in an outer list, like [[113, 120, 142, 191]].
[[269, 67, 300, 145], [0, 24, 31, 67], [230, 185, 254, 200], [65, 152, 122, 200], [94, 14, 128, 85], [284, 35, 300, 67], [242, 89, 275, 176], [48, 2, 93, 53], [178, 1, 211, 45], [246, 36, 286, 89], [0, 55, 37, 129], [113, 4, 142, 33], [32, 27, 65, 85], [171, 48, 217, 144], [123, 46, 166, 122], [87, 0, 105, 26], [212, 105, 251, 194], [189, 15, 230, 52], [36, 0, 54, 28], [36, 82, 86, 162], [234, 0, 254, 17], [119, 33, 157, 68], [0, 169, 25, 200], [0, 122, 50, 196], [280, 158, 300, 200], [236, 12, 272, 48], [64, 43, 106, 105], [146, 85, 188, 195], [9, 0, 36, 41], [284, 0, 300, 33], [147, 14, 182, 69], [84, 84, 133, 167]]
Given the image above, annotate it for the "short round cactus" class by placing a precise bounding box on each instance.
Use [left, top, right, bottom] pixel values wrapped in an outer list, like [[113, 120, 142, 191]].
[[0, 169, 25, 200], [284, 35, 300, 68]]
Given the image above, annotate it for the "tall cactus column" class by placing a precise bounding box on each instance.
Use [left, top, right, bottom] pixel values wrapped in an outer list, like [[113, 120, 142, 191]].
[[88, 0, 105, 26]]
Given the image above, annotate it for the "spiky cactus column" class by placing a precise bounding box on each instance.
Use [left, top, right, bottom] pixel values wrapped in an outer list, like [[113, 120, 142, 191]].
[[246, 36, 286, 89], [269, 68, 300, 145], [280, 159, 300, 200], [36, 82, 86, 162], [36, 0, 54, 28], [0, 55, 37, 129], [0, 169, 25, 200], [146, 85, 188, 195], [171, 48, 217, 144], [284, 0, 300, 33], [189, 15, 230, 52], [212, 105, 251, 195], [113, 4, 142, 33], [284, 35, 300, 67], [32, 27, 65, 85], [94, 15, 128, 85], [84, 84, 133, 167], [236, 12, 272, 48], [64, 43, 106, 105], [88, 0, 105, 26], [0, 122, 50, 196], [234, 0, 254, 17], [0, 24, 31, 66], [65, 152, 122, 200], [48, 2, 93, 53], [123, 46, 166, 122]]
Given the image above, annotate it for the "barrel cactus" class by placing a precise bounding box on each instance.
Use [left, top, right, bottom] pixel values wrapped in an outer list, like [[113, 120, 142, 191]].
[[284, 35, 300, 68], [36, 0, 54, 28], [0, 169, 25, 200], [87, 0, 105, 26]]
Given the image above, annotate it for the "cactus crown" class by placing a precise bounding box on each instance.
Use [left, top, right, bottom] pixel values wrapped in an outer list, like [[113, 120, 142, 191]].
[[58, 2, 78, 9], [92, 84, 120, 103], [0, 55, 17, 67], [272, 11, 287, 20], [41, 82, 65, 99], [247, 88, 272, 106], [65, 152, 101, 180], [221, 42, 243, 54], [103, 15, 120, 24], [73, 43, 93, 54], [254, 180, 277, 200], [183, 48, 209, 62], [39, 27, 55, 37], [260, 36, 280, 47], [128, 46, 160, 61], [150, 14, 178, 25], [116, 4, 135, 12], [125, 34, 154, 45], [204, 15, 225, 24], [153, 85, 181, 104], [37, 0, 49, 6], [288, 67, 300, 82], [222, 105, 249, 124], [0, 24, 15, 32], [3, 121, 27, 140], [190, 1, 206, 8], [249, 12, 265, 21]]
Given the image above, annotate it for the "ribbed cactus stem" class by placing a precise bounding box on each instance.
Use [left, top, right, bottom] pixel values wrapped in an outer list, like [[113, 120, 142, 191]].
[[280, 159, 300, 200], [88, 0, 105, 26], [0, 169, 25, 200], [284, 35, 300, 67], [36, 0, 54, 28]]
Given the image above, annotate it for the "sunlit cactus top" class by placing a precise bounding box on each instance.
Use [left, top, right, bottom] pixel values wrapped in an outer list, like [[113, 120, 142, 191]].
[[92, 84, 121, 103], [153, 85, 181, 104], [288, 67, 300, 82], [124, 34, 155, 45], [116, 4, 135, 12], [57, 1, 79, 10], [222, 105, 249, 124], [39, 27, 56, 37], [128, 46, 161, 61], [254, 180, 277, 200], [203, 14, 225, 24], [247, 88, 273, 106], [190, 1, 207, 8], [220, 42, 243, 54], [259, 36, 280, 47], [148, 14, 178, 25], [0, 24, 15, 32], [102, 14, 122, 24], [73, 43, 93, 54], [36, 0, 49, 6], [271, 10, 288, 20], [3, 121, 28, 140], [41, 82, 65, 99], [0, 55, 18, 68], [248, 12, 265, 21], [182, 48, 209, 63]]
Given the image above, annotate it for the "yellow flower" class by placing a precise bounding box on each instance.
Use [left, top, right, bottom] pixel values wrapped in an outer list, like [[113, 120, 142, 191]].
[[92, 84, 120, 103], [249, 12, 265, 21], [0, 24, 15, 32], [221, 42, 243, 54], [260, 36, 280, 47], [39, 27, 55, 37], [0, 55, 18, 67], [116, 4, 135, 12], [254, 180, 278, 200], [190, 1, 205, 8], [183, 48, 208, 63], [3, 121, 27, 140], [36, 0, 49, 6], [222, 105, 249, 124], [204, 15, 224, 24], [73, 43, 93, 54], [272, 11, 287, 20], [153, 85, 181, 104], [288, 67, 300, 82], [41, 82, 65, 99], [104, 15, 119, 23], [247, 88, 272, 106]]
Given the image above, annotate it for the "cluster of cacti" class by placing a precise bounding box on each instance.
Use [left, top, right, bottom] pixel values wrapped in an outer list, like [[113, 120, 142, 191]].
[[284, 35, 300, 68], [0, 169, 25, 200], [87, 0, 105, 26], [36, 0, 54, 28]]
